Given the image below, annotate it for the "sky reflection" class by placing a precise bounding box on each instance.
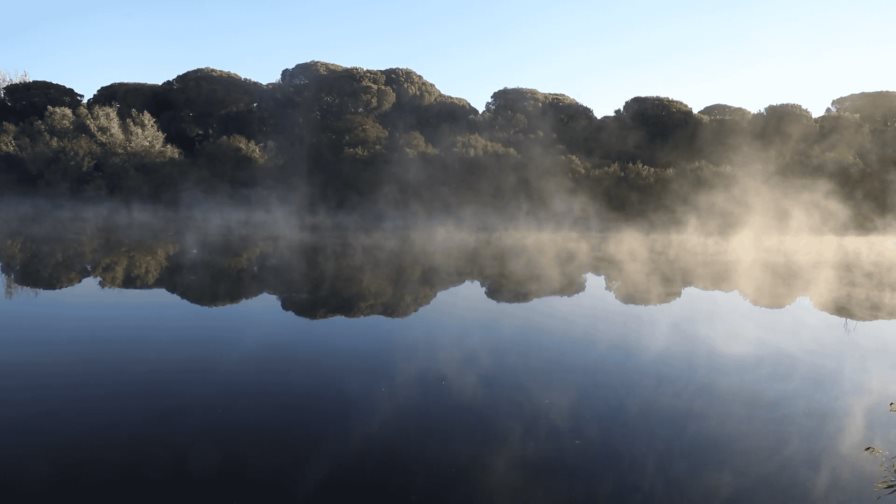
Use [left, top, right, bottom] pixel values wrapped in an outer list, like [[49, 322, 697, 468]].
[[1, 274, 894, 502]]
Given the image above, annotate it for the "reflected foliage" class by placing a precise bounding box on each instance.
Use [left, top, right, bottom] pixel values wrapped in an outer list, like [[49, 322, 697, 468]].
[[866, 404, 896, 497], [2, 208, 895, 321], [866, 446, 896, 497]]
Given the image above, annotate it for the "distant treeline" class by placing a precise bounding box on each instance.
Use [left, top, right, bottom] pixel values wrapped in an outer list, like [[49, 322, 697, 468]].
[[1, 62, 895, 225]]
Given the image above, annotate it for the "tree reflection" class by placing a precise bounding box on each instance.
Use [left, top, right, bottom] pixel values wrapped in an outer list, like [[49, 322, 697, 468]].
[[2, 272, 38, 299], [2, 209, 896, 321]]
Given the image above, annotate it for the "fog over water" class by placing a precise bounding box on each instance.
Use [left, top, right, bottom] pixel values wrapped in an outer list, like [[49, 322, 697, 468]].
[[2, 197, 895, 321], [5, 61, 896, 502]]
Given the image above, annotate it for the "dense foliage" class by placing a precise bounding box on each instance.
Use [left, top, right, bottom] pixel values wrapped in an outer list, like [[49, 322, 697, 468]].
[[2, 62, 896, 227]]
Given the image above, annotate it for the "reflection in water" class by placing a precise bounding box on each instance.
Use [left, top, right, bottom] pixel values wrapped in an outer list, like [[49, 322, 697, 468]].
[[3, 206, 896, 502], [867, 446, 896, 496], [2, 207, 896, 321], [867, 406, 896, 497]]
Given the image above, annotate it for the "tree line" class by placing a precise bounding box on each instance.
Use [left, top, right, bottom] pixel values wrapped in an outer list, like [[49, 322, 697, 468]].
[[1, 62, 895, 227]]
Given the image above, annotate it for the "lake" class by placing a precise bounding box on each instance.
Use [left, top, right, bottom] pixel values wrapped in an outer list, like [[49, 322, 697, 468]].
[[1, 208, 895, 502]]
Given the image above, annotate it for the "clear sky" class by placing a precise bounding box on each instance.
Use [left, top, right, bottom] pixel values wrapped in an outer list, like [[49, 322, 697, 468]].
[[2, 0, 893, 116]]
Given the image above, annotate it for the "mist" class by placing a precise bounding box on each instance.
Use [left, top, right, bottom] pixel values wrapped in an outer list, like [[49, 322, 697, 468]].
[[0, 62, 895, 233], [2, 60, 896, 323], [0, 196, 894, 322]]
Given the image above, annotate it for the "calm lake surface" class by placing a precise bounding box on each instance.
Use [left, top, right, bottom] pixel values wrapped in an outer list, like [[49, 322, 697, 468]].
[[1, 212, 895, 502]]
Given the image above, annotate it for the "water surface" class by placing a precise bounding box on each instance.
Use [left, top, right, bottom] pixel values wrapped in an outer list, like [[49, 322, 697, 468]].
[[1, 216, 895, 502]]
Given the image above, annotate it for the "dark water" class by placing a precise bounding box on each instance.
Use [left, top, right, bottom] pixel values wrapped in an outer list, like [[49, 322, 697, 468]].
[[1, 212, 895, 502]]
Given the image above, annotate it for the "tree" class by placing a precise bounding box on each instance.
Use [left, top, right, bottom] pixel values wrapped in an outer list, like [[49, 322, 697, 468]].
[[383, 68, 441, 107], [696, 104, 753, 164], [0, 105, 178, 195], [194, 134, 267, 188], [1, 80, 82, 123], [698, 104, 752, 121], [614, 96, 701, 166], [829, 91, 896, 128], [482, 88, 597, 156], [154, 68, 267, 152], [0, 70, 29, 97], [753, 103, 815, 155], [88, 82, 162, 117]]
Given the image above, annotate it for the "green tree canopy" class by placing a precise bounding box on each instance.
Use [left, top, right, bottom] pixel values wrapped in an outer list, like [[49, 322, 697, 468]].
[[698, 104, 752, 121], [482, 88, 596, 155], [89, 82, 163, 116], [829, 91, 896, 127], [154, 68, 267, 151], [1, 80, 83, 123]]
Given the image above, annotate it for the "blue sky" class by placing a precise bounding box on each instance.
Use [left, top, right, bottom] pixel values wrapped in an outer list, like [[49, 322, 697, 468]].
[[2, 0, 893, 116]]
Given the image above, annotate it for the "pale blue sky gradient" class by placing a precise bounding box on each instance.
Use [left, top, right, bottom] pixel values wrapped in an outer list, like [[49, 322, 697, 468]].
[[2, 0, 893, 116]]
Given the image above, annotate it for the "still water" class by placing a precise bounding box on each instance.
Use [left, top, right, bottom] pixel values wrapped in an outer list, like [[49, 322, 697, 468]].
[[1, 211, 895, 502]]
